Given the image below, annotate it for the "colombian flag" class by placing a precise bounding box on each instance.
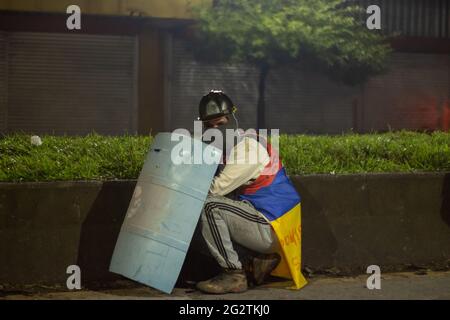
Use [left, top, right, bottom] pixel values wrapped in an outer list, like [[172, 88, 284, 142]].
[[239, 168, 308, 289]]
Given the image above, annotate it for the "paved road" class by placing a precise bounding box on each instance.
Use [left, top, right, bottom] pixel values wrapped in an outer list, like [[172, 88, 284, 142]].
[[1, 271, 449, 300]]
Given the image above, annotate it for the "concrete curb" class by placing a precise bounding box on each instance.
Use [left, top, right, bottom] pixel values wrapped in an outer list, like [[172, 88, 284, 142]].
[[0, 173, 449, 288], [293, 173, 450, 275]]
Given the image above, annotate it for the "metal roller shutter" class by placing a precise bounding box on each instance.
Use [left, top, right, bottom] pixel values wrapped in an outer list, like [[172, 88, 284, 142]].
[[168, 36, 259, 132], [168, 36, 358, 134], [167, 37, 449, 134], [6, 32, 137, 135], [354, 0, 450, 39], [266, 64, 360, 134]]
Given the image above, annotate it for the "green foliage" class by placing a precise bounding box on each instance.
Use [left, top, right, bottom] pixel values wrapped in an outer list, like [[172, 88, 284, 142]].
[[192, 0, 391, 83], [0, 133, 152, 182], [280, 131, 450, 175], [0, 132, 449, 182]]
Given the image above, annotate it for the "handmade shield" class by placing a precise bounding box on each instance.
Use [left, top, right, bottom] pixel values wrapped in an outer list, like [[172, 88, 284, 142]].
[[109, 132, 221, 294]]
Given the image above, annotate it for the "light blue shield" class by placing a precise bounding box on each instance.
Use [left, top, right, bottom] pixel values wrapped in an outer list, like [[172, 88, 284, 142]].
[[109, 132, 221, 294]]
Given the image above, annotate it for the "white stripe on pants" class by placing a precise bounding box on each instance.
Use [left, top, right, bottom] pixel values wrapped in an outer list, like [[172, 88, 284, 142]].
[[200, 194, 279, 270]]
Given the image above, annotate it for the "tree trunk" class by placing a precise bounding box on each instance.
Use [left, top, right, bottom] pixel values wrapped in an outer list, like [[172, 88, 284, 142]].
[[256, 64, 270, 130]]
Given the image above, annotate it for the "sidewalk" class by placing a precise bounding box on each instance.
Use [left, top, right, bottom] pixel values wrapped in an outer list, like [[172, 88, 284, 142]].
[[1, 271, 449, 300]]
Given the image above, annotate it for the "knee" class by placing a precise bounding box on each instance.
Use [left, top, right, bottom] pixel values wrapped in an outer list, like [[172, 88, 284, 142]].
[[201, 196, 222, 220], [199, 200, 219, 233], [204, 194, 223, 205], [203, 194, 224, 212]]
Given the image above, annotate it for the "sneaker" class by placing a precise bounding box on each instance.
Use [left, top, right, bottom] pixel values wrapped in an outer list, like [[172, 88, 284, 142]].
[[196, 269, 248, 294], [252, 253, 281, 285]]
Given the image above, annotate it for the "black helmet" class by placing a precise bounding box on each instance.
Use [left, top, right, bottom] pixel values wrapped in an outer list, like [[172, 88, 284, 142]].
[[198, 90, 236, 121]]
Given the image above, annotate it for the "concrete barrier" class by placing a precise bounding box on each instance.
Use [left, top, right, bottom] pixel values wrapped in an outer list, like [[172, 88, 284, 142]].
[[0, 173, 449, 288], [293, 173, 450, 275]]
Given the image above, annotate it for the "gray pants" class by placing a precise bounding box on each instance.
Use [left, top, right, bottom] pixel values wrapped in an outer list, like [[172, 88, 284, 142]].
[[200, 195, 279, 270]]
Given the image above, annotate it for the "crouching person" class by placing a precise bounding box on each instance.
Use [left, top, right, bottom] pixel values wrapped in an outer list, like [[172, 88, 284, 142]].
[[196, 91, 307, 294]]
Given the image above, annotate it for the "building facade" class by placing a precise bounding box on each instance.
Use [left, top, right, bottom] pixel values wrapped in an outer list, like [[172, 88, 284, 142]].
[[0, 0, 448, 135], [165, 0, 450, 133], [0, 0, 202, 135]]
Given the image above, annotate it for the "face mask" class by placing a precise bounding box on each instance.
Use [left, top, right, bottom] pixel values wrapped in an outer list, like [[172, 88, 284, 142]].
[[202, 115, 242, 158]]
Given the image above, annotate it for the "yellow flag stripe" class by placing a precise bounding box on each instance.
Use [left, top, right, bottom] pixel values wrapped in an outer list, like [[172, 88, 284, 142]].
[[269, 203, 307, 289]]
